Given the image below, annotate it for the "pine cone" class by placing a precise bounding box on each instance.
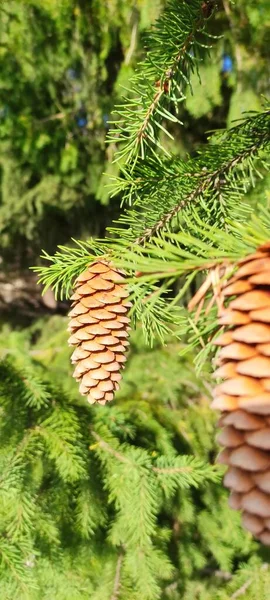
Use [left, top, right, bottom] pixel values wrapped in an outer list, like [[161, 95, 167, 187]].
[[68, 260, 131, 405], [212, 242, 270, 545]]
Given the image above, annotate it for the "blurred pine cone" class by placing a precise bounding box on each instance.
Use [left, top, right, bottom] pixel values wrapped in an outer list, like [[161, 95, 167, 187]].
[[212, 242, 270, 545], [68, 260, 131, 405]]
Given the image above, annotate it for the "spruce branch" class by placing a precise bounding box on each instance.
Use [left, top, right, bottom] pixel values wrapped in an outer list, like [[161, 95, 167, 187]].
[[109, 109, 270, 244], [34, 110, 270, 302], [110, 552, 124, 600], [91, 431, 220, 488], [136, 139, 268, 245], [0, 541, 32, 594], [91, 430, 130, 465], [33, 239, 103, 300], [108, 0, 217, 165], [230, 564, 269, 599]]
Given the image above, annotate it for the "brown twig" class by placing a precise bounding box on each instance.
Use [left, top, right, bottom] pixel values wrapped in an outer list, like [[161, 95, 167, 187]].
[[152, 466, 193, 474], [231, 564, 268, 599], [39, 112, 67, 123], [135, 136, 270, 245], [136, 3, 216, 149], [110, 552, 124, 600], [231, 578, 252, 599], [91, 431, 198, 476], [136, 32, 193, 144], [91, 430, 131, 464]]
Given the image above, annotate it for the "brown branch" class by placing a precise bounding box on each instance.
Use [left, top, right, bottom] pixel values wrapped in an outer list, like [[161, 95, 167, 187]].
[[152, 466, 193, 474], [124, 18, 138, 66], [110, 552, 124, 600], [201, 567, 232, 581], [137, 89, 164, 144], [39, 112, 66, 123], [91, 432, 202, 477], [231, 578, 252, 599], [135, 134, 270, 245], [231, 564, 268, 599], [91, 431, 131, 464], [136, 29, 194, 144], [136, 32, 193, 144], [136, 3, 216, 148]]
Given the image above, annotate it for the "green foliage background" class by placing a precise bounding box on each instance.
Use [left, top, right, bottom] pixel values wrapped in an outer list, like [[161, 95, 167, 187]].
[[0, 1, 270, 598], [1, 0, 269, 261]]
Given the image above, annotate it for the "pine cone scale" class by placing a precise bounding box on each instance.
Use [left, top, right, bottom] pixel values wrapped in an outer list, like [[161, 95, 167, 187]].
[[213, 243, 270, 544]]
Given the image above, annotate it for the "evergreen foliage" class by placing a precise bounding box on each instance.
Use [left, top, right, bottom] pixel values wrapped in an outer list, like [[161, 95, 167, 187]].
[[1, 0, 270, 598], [0, 322, 226, 599], [1, 0, 269, 264], [1, 321, 269, 599], [108, 0, 216, 164], [0, 0, 162, 261]]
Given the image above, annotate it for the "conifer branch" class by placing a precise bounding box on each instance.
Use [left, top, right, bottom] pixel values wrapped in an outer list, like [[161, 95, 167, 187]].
[[108, 109, 270, 245], [231, 578, 253, 599], [136, 129, 270, 244], [91, 431, 220, 486], [108, 0, 217, 165], [110, 552, 124, 600], [0, 541, 31, 593], [135, 26, 198, 148], [231, 565, 268, 599], [34, 109, 270, 328], [0, 428, 38, 488], [91, 431, 131, 465], [152, 465, 193, 474]]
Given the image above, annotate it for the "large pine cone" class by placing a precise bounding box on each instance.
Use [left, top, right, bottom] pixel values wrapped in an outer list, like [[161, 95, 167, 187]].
[[212, 242, 270, 545], [68, 261, 131, 405]]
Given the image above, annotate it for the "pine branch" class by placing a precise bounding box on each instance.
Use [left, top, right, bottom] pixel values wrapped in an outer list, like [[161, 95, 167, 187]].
[[108, 109, 270, 244], [91, 430, 220, 487], [34, 109, 270, 311], [91, 430, 130, 465], [136, 136, 268, 244], [108, 0, 217, 165], [231, 578, 253, 599], [152, 465, 195, 474], [32, 239, 102, 300], [110, 552, 124, 600], [0, 540, 34, 593], [230, 564, 269, 599]]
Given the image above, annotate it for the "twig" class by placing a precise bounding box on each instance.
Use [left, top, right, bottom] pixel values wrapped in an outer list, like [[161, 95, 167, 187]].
[[110, 552, 124, 600], [39, 112, 66, 123], [231, 564, 268, 599], [231, 578, 252, 599], [135, 4, 218, 152], [136, 29, 197, 147], [152, 466, 193, 474], [135, 132, 270, 245], [200, 567, 232, 581], [91, 430, 131, 464], [92, 431, 198, 476], [124, 19, 138, 66]]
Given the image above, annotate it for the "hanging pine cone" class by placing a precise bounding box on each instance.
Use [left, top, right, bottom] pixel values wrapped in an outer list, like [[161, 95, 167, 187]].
[[68, 260, 131, 405], [212, 242, 270, 545]]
